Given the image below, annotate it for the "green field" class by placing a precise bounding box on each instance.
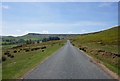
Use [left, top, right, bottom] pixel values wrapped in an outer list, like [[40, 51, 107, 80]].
[[2, 40, 65, 79], [71, 26, 120, 75]]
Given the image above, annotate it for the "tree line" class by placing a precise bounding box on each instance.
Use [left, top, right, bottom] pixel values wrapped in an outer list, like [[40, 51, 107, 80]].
[[2, 37, 60, 45]]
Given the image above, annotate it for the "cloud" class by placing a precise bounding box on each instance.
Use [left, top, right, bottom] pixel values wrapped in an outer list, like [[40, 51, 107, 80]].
[[1, 0, 119, 2], [0, 5, 10, 10], [2, 20, 112, 36], [0, 22, 2, 36], [22, 21, 108, 34], [0, 29, 2, 36], [41, 30, 49, 34], [81, 29, 86, 32], [25, 30, 49, 34], [98, 3, 113, 7], [25, 21, 107, 29], [67, 31, 73, 34], [16, 29, 21, 32]]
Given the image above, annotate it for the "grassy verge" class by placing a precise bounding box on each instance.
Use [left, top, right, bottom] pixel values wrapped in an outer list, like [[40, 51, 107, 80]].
[[70, 26, 120, 76], [2, 40, 65, 79], [0, 46, 2, 80], [0, 64, 1, 80], [88, 50, 119, 75], [2, 44, 18, 50], [72, 41, 119, 76]]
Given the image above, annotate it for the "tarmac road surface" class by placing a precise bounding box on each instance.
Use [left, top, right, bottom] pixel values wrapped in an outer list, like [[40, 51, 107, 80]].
[[24, 40, 112, 79]]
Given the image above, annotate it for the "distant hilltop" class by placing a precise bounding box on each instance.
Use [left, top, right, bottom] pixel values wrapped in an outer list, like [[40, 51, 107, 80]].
[[1, 26, 119, 41]]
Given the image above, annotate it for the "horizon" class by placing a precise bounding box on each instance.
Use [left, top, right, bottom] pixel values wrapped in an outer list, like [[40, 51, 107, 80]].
[[1, 2, 118, 36], [1, 25, 118, 37]]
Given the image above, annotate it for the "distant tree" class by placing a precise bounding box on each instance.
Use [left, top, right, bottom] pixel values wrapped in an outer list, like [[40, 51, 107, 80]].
[[42, 38, 49, 42], [18, 39, 25, 44], [37, 40, 40, 43], [26, 39, 34, 44], [2, 56, 7, 61], [2, 42, 11, 45], [5, 39, 10, 42], [42, 37, 60, 42], [26, 40, 29, 44], [48, 37, 60, 41]]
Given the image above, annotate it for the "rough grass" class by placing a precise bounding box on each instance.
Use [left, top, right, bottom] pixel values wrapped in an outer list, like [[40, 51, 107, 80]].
[[74, 26, 119, 45], [71, 26, 120, 75], [2, 40, 65, 79], [0, 64, 1, 80], [2, 44, 18, 50]]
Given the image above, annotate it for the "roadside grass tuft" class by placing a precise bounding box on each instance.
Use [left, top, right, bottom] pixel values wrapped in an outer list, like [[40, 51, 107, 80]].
[[2, 40, 65, 79], [71, 26, 120, 76]]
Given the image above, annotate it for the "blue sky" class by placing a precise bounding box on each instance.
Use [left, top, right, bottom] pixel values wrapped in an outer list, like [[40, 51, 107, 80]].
[[1, 2, 118, 36]]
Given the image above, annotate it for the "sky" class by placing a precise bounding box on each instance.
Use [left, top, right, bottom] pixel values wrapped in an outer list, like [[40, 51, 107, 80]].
[[1, 2, 118, 36]]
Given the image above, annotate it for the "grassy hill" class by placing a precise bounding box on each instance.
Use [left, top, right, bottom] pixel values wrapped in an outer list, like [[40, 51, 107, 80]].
[[72, 26, 119, 53], [2, 33, 80, 41], [71, 26, 120, 75], [2, 40, 65, 79], [1, 26, 120, 78], [73, 26, 119, 45], [1, 33, 80, 46], [21, 33, 80, 39]]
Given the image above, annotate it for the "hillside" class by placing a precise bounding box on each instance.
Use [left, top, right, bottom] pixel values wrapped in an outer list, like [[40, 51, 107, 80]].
[[20, 33, 80, 40], [2, 40, 65, 79], [2, 26, 120, 78], [1, 33, 80, 45], [71, 26, 120, 75], [73, 26, 119, 45], [2, 33, 80, 40]]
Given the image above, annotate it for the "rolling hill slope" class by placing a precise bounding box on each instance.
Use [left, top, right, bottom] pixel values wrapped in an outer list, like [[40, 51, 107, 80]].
[[1, 33, 80, 41], [73, 26, 119, 45], [1, 33, 80, 45], [71, 26, 120, 75]]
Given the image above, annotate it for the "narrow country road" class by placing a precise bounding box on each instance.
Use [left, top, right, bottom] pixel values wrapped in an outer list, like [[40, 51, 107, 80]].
[[24, 40, 112, 79]]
